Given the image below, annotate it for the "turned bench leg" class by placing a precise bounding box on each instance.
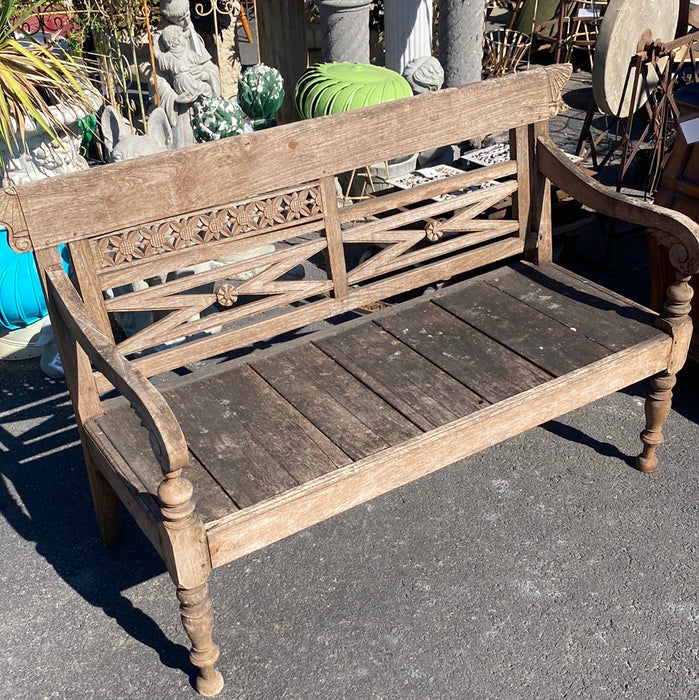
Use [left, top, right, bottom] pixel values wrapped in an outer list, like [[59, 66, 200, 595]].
[[636, 371, 676, 473], [178, 582, 224, 696], [84, 455, 122, 547]]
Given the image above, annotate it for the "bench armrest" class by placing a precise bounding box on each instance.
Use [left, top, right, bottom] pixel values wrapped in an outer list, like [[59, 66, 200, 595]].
[[536, 135, 699, 277], [45, 265, 189, 475]]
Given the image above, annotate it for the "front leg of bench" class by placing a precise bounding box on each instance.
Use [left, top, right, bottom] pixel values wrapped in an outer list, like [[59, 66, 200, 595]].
[[637, 273, 694, 473], [637, 372, 677, 473], [45, 265, 224, 692], [177, 583, 224, 696], [159, 461, 224, 695]]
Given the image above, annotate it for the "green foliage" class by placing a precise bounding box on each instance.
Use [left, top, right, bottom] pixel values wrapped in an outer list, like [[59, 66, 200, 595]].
[[0, 0, 93, 150]]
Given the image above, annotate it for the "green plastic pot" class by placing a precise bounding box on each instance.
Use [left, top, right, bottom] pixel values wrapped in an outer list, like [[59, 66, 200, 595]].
[[295, 62, 412, 119]]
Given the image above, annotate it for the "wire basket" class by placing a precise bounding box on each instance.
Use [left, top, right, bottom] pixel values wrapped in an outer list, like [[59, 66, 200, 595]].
[[483, 29, 532, 78]]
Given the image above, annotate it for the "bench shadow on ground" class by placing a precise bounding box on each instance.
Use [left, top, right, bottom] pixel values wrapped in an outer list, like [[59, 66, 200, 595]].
[[0, 362, 195, 683]]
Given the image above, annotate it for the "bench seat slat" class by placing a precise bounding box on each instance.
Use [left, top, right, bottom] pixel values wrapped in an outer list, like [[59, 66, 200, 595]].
[[315, 322, 486, 431], [435, 281, 611, 376], [164, 380, 301, 509], [92, 408, 235, 524], [252, 343, 423, 460], [375, 302, 552, 403], [168, 365, 352, 480], [488, 263, 661, 351]]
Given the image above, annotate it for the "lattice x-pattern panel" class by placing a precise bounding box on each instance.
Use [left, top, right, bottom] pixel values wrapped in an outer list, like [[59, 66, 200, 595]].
[[337, 161, 521, 287], [94, 182, 334, 356]]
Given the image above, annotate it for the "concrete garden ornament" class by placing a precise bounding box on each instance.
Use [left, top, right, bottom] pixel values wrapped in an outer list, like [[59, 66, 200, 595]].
[[237, 64, 285, 129], [101, 106, 173, 161], [143, 0, 222, 148], [402, 56, 444, 94], [191, 96, 245, 141]]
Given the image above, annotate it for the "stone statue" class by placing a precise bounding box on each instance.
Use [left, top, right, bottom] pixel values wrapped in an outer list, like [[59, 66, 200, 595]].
[[402, 56, 445, 95], [141, 0, 222, 148], [0, 92, 102, 187], [101, 106, 173, 162]]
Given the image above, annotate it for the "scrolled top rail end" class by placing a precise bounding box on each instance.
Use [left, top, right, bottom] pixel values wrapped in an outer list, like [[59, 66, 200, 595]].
[[0, 188, 31, 253]]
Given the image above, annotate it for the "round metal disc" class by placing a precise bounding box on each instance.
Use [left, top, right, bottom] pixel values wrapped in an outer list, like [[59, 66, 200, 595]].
[[592, 0, 679, 117]]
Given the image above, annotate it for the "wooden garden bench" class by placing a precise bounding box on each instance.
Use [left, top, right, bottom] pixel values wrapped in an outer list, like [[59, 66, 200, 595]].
[[2, 64, 698, 695]]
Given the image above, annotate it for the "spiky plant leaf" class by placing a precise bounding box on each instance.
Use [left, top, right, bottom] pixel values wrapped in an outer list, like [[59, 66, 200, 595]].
[[0, 0, 94, 152]]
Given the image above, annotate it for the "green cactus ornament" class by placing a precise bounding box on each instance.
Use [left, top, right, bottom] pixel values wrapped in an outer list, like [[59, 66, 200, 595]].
[[191, 96, 246, 142], [237, 64, 285, 130]]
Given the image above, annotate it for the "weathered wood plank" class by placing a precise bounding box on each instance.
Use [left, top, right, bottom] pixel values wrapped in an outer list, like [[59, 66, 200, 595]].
[[338, 160, 518, 224], [434, 279, 611, 376], [252, 343, 422, 460], [375, 301, 552, 403], [174, 365, 352, 481], [165, 381, 299, 509], [486, 262, 664, 351], [315, 322, 486, 430], [95, 404, 235, 523]]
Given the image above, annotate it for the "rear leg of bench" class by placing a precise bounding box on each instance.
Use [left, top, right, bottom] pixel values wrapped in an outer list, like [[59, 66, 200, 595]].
[[84, 451, 122, 547], [177, 582, 224, 696], [636, 371, 676, 473]]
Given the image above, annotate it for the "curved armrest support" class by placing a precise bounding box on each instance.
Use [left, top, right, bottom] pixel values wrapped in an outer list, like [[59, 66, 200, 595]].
[[537, 136, 699, 277], [45, 265, 189, 475]]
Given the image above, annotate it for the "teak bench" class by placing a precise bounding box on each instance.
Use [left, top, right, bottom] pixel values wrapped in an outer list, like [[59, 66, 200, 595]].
[[3, 64, 698, 695]]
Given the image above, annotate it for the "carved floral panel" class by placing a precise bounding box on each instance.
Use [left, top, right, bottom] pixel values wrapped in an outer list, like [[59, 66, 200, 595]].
[[95, 185, 323, 268]]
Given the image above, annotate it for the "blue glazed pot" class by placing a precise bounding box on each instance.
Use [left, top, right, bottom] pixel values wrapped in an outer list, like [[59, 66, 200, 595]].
[[0, 227, 68, 330]]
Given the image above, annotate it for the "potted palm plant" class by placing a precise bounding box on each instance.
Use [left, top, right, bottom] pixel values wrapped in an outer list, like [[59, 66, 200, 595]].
[[0, 0, 99, 185], [0, 0, 99, 359]]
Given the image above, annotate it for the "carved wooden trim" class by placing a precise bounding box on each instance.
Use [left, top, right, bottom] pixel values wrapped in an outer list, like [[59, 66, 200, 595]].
[[94, 184, 323, 269], [546, 63, 573, 116], [651, 229, 699, 279], [0, 188, 31, 253]]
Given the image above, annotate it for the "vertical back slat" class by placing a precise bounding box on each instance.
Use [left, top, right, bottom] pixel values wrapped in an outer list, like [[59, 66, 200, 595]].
[[68, 239, 114, 340], [528, 120, 554, 263], [320, 176, 349, 299]]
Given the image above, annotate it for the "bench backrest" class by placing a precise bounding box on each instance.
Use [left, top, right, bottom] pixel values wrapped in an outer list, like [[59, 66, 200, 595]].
[[1, 64, 571, 386]]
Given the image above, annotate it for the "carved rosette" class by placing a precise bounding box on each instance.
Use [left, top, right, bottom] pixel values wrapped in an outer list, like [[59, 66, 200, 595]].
[[215, 283, 238, 307], [95, 185, 323, 268], [424, 220, 443, 242]]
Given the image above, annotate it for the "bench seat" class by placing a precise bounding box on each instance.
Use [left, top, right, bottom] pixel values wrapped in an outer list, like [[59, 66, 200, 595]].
[[89, 262, 671, 568]]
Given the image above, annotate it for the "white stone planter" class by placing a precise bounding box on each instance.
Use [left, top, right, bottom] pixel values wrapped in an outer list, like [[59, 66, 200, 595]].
[[0, 91, 101, 187], [0, 90, 101, 362]]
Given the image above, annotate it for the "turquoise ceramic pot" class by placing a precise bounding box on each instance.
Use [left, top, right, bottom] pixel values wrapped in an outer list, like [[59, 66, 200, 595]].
[[0, 227, 68, 330]]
